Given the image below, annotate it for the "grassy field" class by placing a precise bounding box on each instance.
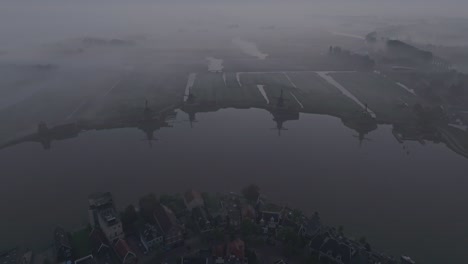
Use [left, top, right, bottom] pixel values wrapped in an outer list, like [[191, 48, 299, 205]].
[[287, 72, 362, 117], [330, 72, 421, 123]]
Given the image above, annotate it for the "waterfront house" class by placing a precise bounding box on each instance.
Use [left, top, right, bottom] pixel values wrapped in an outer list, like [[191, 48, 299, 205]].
[[54, 226, 73, 263], [153, 203, 184, 247], [113, 239, 137, 264], [88, 192, 124, 243], [184, 190, 205, 212]]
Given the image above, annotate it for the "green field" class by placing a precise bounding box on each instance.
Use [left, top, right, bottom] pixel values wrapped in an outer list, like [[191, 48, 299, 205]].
[[330, 72, 421, 123]]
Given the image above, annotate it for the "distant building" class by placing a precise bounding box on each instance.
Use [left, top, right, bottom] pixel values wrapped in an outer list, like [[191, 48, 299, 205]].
[[153, 204, 184, 247], [184, 190, 204, 212], [113, 239, 137, 264], [138, 222, 163, 252], [54, 226, 72, 263], [88, 192, 124, 243]]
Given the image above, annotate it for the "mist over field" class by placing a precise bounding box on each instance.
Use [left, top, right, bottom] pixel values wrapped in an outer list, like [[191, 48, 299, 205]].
[[2, 1, 468, 264]]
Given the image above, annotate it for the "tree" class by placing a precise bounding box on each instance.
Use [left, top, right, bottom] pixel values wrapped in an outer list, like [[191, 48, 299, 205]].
[[121, 205, 138, 232], [139, 193, 158, 223], [242, 184, 260, 203]]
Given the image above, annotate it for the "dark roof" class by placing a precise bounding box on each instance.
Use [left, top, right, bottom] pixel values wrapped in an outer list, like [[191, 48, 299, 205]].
[[320, 238, 352, 264], [153, 203, 177, 234], [54, 226, 71, 249]]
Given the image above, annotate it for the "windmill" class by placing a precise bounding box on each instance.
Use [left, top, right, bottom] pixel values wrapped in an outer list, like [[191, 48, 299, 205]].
[[271, 120, 288, 136]]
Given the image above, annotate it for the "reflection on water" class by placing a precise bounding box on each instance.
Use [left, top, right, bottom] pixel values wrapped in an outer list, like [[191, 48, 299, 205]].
[[1, 106, 468, 264]]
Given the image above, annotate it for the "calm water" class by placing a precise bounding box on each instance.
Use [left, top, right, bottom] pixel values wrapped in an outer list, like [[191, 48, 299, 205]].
[[1, 108, 467, 263]]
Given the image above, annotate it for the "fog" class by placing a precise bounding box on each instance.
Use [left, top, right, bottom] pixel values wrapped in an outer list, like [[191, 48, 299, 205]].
[[2, 0, 468, 263]]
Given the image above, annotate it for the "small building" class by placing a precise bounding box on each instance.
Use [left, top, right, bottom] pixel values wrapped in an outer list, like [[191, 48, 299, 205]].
[[184, 190, 204, 212], [138, 222, 163, 252], [54, 226, 72, 263], [153, 203, 184, 247], [88, 192, 124, 243], [113, 239, 137, 264]]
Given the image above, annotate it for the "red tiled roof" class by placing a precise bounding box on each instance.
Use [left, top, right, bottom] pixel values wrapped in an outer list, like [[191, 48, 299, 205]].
[[153, 204, 180, 234], [113, 239, 132, 260], [89, 228, 108, 252], [227, 239, 245, 259]]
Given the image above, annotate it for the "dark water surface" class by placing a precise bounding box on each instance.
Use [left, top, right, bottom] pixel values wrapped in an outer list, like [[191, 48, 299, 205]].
[[1, 108, 467, 263]]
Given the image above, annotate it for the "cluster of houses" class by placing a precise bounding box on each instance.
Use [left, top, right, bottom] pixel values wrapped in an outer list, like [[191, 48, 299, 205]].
[[2, 190, 416, 264]]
